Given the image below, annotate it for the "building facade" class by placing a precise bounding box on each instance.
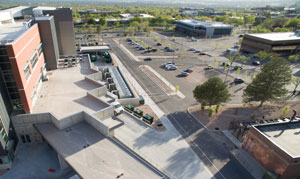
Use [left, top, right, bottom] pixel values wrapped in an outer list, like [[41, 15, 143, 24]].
[[241, 32, 300, 55], [243, 121, 300, 179], [35, 16, 59, 70], [175, 19, 233, 38], [43, 8, 76, 56]]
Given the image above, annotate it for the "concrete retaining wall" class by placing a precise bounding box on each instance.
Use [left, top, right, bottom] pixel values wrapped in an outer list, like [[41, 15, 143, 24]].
[[93, 106, 114, 121], [83, 111, 109, 136], [118, 97, 140, 106]]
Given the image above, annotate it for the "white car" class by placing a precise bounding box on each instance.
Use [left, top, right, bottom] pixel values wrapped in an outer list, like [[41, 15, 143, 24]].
[[167, 65, 177, 70], [112, 101, 124, 115]]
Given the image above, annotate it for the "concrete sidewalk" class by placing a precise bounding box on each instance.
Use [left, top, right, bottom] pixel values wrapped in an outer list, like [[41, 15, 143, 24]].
[[114, 115, 214, 179], [113, 53, 214, 179]]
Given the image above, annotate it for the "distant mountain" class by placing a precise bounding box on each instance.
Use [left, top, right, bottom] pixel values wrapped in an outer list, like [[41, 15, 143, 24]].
[[1, 0, 297, 8]]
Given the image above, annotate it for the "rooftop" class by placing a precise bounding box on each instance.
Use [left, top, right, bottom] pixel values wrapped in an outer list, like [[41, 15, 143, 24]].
[[32, 57, 106, 118], [247, 32, 300, 41], [0, 21, 29, 43], [35, 121, 162, 179], [177, 19, 232, 28], [255, 120, 300, 157]]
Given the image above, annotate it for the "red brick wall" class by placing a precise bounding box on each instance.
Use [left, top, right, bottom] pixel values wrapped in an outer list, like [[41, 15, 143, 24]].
[[6, 24, 45, 113], [243, 128, 300, 179]]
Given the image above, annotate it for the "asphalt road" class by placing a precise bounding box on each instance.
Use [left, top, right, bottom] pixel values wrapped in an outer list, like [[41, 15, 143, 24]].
[[105, 37, 254, 179]]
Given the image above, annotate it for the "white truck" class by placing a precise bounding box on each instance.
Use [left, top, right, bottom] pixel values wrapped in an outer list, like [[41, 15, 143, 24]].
[[112, 101, 124, 115]]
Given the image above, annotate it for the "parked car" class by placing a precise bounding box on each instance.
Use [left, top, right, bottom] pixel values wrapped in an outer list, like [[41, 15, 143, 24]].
[[144, 57, 152, 61], [127, 38, 132, 42], [205, 65, 214, 70], [195, 50, 201, 53], [184, 68, 193, 73], [171, 38, 176, 42], [234, 45, 240, 49], [239, 34, 244, 38], [156, 43, 162, 46], [151, 48, 157, 52], [199, 52, 207, 55], [167, 65, 177, 70], [131, 42, 136, 45], [221, 62, 230, 67], [164, 46, 169, 50], [188, 48, 196, 51], [167, 48, 175, 52], [191, 38, 197, 42], [233, 65, 243, 70], [163, 62, 175, 68], [139, 47, 145, 50], [178, 72, 188, 77], [252, 61, 261, 65], [234, 78, 244, 84]]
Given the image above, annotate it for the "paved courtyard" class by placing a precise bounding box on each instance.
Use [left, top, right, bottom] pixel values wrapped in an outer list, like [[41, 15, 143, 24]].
[[1, 143, 75, 179]]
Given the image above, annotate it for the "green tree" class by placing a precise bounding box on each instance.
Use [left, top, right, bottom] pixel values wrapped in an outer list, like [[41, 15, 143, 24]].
[[292, 77, 300, 94], [114, 21, 120, 28], [243, 57, 292, 106], [193, 77, 231, 106], [224, 52, 244, 82], [255, 50, 273, 61], [288, 54, 299, 61]]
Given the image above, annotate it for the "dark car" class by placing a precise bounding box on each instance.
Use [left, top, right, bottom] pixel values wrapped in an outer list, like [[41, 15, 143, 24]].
[[221, 62, 230, 67], [164, 47, 169, 50], [233, 65, 243, 70], [156, 43, 162, 46], [178, 72, 188, 77], [252, 61, 261, 65], [184, 68, 193, 73], [239, 34, 244, 38], [139, 47, 145, 50], [127, 38, 132, 42], [144, 57, 152, 61], [234, 78, 244, 84], [199, 52, 207, 55], [151, 48, 157, 52]]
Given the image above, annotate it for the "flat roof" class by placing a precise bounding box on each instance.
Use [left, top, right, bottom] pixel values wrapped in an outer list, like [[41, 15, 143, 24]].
[[247, 32, 300, 41], [255, 121, 300, 157], [35, 121, 162, 179], [80, 45, 111, 52], [32, 56, 106, 118], [177, 19, 232, 28], [0, 21, 28, 43]]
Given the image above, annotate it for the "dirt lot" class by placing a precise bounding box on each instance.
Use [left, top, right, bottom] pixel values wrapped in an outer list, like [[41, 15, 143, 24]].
[[189, 101, 300, 131]]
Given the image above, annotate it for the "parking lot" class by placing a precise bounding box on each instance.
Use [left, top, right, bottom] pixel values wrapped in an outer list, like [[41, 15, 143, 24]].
[[117, 33, 263, 104]]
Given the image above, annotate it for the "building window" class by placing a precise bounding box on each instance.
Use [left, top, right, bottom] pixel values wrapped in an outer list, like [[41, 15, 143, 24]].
[[23, 61, 31, 80], [30, 51, 38, 69], [36, 73, 42, 86], [37, 43, 43, 56], [30, 88, 36, 100]]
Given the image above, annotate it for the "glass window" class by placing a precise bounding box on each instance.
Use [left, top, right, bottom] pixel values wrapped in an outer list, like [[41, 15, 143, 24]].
[[23, 61, 31, 80], [30, 52, 38, 69], [36, 73, 42, 86], [30, 88, 35, 100], [37, 43, 43, 56]]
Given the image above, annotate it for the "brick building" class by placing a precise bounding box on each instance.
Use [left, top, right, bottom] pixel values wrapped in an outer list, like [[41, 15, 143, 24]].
[[243, 121, 300, 179]]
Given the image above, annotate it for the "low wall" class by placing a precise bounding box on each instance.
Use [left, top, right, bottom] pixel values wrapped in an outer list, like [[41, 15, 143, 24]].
[[118, 97, 140, 106], [88, 86, 107, 97], [93, 106, 114, 121], [83, 111, 110, 137], [86, 54, 99, 72]]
